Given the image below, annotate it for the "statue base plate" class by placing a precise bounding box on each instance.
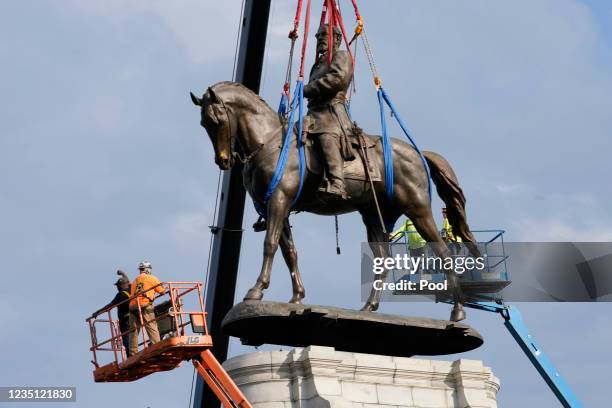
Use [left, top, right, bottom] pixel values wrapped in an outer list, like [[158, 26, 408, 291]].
[[222, 301, 483, 357]]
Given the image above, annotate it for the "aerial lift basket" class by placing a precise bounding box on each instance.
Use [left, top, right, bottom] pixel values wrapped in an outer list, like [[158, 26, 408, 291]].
[[87, 281, 251, 408]]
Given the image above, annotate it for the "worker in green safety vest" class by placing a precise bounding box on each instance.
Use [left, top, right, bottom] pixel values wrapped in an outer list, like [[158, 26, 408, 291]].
[[391, 218, 427, 258], [391, 218, 427, 274], [441, 207, 462, 254]]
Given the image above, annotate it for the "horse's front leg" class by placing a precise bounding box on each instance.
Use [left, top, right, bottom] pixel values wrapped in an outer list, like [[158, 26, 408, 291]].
[[279, 220, 305, 304], [244, 191, 291, 301]]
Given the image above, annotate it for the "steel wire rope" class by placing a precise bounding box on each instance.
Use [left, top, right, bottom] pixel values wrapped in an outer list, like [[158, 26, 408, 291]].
[[187, 366, 197, 408], [360, 25, 379, 86], [189, 1, 245, 406], [221, 0, 278, 373], [258, 0, 277, 100], [227, 0, 283, 361]]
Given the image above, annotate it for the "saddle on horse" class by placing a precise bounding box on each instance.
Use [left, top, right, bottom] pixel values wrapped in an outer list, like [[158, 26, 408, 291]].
[[301, 118, 381, 184]]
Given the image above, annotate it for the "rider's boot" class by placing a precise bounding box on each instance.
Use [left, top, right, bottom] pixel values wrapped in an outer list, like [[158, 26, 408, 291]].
[[328, 178, 348, 199], [318, 133, 348, 199], [252, 216, 267, 232]]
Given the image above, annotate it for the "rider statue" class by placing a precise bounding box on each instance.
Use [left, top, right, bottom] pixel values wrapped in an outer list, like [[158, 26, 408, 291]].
[[304, 24, 354, 199]]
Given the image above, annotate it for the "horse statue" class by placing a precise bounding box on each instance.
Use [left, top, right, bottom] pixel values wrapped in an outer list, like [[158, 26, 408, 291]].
[[191, 81, 479, 322]]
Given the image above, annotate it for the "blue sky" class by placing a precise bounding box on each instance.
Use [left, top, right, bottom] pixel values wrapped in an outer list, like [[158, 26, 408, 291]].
[[1, 1, 611, 407]]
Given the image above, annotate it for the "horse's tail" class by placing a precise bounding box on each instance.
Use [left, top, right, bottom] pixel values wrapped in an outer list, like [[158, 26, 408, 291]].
[[424, 151, 480, 256]]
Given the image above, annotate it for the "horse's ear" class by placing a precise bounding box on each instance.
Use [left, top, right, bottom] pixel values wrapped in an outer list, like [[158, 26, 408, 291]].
[[208, 87, 220, 103], [190, 92, 202, 106]]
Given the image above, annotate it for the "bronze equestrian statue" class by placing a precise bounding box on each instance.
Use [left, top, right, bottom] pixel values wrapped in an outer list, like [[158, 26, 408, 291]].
[[190, 26, 479, 322]]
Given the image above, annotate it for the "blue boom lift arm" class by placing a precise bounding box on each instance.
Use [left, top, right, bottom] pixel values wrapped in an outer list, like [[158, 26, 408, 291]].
[[463, 301, 583, 408]]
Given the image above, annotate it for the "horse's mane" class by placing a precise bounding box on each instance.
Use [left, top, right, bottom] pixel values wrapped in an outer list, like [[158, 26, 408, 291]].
[[209, 81, 274, 114]]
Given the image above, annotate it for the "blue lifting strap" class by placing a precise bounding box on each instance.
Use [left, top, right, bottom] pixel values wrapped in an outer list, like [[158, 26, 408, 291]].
[[377, 86, 432, 203], [278, 92, 289, 116], [262, 80, 306, 212], [295, 83, 306, 202]]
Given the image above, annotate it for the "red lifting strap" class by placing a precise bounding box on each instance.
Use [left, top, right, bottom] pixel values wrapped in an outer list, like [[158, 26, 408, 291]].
[[330, 0, 354, 68], [318, 0, 354, 70], [326, 0, 334, 66], [290, 0, 303, 39], [320, 0, 328, 26], [298, 0, 312, 78], [350, 0, 361, 21]]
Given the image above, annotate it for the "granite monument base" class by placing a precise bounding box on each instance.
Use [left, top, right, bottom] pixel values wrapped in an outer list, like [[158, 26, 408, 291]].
[[223, 346, 499, 408]]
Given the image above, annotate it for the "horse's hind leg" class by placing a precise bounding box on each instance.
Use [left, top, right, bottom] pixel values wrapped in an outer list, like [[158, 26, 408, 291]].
[[361, 211, 395, 312], [409, 210, 466, 322], [447, 207, 480, 258], [279, 219, 305, 304], [244, 193, 291, 301]]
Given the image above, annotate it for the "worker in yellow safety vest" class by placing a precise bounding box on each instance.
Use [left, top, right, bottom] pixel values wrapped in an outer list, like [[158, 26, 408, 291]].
[[441, 208, 462, 254], [391, 218, 427, 258]]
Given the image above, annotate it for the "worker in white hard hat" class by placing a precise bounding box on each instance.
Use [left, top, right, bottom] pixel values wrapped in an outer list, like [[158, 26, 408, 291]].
[[128, 261, 165, 356]]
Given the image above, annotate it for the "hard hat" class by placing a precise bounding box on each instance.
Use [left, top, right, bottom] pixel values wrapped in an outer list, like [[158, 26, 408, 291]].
[[138, 260, 152, 271]]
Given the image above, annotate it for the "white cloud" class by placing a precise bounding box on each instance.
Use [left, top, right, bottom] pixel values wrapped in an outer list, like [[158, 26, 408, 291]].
[[130, 210, 212, 255], [0, 299, 18, 323], [65, 0, 243, 64], [495, 183, 524, 194], [512, 217, 612, 241], [92, 94, 125, 130], [168, 211, 210, 253], [495, 186, 611, 241]]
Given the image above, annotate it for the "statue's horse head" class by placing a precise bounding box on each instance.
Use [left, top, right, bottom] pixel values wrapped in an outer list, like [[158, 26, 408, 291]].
[[190, 83, 237, 170]]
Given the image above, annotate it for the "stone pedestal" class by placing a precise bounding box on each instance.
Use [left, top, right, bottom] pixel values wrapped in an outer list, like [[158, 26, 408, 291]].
[[223, 346, 499, 408]]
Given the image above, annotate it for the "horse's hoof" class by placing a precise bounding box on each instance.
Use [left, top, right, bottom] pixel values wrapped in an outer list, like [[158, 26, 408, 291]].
[[450, 307, 466, 322], [244, 287, 264, 301], [360, 302, 378, 312], [288, 297, 303, 305]]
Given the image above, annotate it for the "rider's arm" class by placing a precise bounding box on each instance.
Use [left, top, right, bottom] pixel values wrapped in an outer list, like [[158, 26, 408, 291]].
[[304, 51, 352, 98]]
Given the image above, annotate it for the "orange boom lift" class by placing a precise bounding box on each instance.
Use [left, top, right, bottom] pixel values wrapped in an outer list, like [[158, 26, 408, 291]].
[[86, 281, 252, 408]]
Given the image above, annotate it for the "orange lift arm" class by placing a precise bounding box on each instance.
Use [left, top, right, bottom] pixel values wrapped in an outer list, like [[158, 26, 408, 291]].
[[192, 350, 252, 408]]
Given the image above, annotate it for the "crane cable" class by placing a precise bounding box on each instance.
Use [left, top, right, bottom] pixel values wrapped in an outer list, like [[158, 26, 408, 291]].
[[279, 0, 303, 116], [348, 0, 432, 203], [263, 0, 312, 209], [190, 1, 245, 407]]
